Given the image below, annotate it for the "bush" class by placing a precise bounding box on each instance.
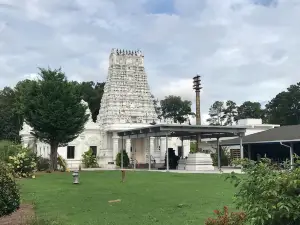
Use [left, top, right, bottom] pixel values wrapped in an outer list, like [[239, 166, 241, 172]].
[[190, 142, 197, 153], [227, 157, 300, 225], [81, 149, 99, 168], [7, 147, 37, 178], [57, 154, 67, 172], [211, 147, 231, 167], [205, 206, 246, 225], [116, 150, 129, 167], [0, 161, 20, 217], [0, 140, 20, 162], [36, 156, 50, 171]]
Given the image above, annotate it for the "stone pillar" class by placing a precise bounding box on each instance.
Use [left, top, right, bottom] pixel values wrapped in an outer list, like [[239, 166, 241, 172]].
[[183, 140, 190, 158], [290, 143, 294, 169], [102, 131, 107, 149], [126, 139, 131, 159], [112, 132, 119, 163], [79, 134, 85, 163], [239, 134, 244, 159], [160, 137, 166, 161], [217, 137, 221, 169], [150, 137, 155, 157]]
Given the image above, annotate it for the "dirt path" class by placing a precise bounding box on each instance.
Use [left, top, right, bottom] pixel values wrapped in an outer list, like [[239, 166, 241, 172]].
[[0, 204, 35, 225]]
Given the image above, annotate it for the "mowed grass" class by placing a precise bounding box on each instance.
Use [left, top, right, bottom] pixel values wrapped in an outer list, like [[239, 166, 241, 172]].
[[19, 171, 236, 225]]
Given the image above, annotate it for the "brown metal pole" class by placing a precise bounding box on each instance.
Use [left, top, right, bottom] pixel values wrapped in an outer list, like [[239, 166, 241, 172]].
[[193, 74, 202, 152], [196, 90, 201, 152], [195, 91, 201, 125]]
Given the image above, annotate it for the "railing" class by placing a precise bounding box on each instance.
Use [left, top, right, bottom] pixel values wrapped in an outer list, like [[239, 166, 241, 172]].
[[129, 158, 139, 168], [150, 155, 156, 167]]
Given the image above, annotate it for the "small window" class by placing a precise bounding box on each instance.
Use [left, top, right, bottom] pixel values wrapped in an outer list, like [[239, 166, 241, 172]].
[[67, 146, 75, 159], [90, 146, 97, 156], [230, 149, 240, 160]]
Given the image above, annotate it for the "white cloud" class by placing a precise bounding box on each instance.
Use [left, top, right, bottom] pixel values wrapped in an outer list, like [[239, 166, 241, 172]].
[[0, 0, 299, 119]]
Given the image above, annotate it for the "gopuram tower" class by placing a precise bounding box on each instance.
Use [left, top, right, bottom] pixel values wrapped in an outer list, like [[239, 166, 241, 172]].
[[98, 48, 158, 166]]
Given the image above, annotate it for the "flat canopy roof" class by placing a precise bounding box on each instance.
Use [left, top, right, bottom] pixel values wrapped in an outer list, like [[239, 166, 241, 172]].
[[117, 124, 247, 139], [220, 124, 300, 146]]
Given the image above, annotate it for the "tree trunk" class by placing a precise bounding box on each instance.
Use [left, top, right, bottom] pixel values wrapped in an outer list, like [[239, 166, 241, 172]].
[[50, 142, 58, 171]]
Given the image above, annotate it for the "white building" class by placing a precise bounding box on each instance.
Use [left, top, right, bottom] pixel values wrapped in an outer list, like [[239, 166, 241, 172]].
[[20, 49, 190, 169]]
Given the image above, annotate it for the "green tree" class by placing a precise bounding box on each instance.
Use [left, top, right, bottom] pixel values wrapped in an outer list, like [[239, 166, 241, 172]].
[[21, 68, 89, 171], [190, 142, 197, 153], [151, 94, 161, 120], [160, 95, 194, 124], [222, 100, 238, 126], [265, 83, 300, 125], [0, 87, 22, 142], [236, 101, 264, 121], [80, 81, 105, 122], [207, 101, 225, 125]]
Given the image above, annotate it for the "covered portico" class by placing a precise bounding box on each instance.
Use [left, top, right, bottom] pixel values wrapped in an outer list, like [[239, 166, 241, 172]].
[[220, 124, 300, 167], [117, 124, 246, 171]]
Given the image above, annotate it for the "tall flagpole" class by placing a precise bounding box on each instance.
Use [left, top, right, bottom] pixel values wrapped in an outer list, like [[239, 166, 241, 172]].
[[193, 75, 202, 152]]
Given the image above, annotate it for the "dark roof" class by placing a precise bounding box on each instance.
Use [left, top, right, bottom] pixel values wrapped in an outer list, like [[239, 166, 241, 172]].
[[220, 124, 300, 145], [117, 124, 246, 139]]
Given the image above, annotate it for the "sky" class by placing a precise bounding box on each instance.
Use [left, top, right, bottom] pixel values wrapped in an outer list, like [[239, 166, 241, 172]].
[[0, 0, 299, 124]]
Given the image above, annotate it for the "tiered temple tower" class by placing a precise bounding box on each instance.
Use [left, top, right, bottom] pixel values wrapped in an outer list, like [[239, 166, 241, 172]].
[[98, 49, 157, 127], [97, 48, 158, 166]]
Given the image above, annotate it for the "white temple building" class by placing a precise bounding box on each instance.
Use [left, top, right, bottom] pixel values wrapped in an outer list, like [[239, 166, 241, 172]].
[[20, 49, 190, 169]]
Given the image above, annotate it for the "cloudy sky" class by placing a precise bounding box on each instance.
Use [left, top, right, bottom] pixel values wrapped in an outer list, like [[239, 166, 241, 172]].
[[0, 0, 299, 123]]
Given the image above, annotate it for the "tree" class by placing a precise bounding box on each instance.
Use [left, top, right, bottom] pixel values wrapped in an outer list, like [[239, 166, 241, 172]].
[[207, 101, 225, 125], [21, 68, 89, 171], [236, 101, 264, 121], [190, 142, 197, 153], [265, 82, 300, 125], [160, 95, 194, 124], [0, 87, 22, 142], [80, 81, 105, 122], [222, 100, 238, 126], [151, 94, 161, 119]]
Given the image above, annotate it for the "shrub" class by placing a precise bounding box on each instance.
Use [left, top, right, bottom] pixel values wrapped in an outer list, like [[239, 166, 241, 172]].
[[116, 150, 129, 167], [190, 142, 197, 153], [57, 154, 67, 172], [0, 140, 20, 162], [36, 156, 50, 171], [205, 206, 246, 225], [0, 161, 20, 217], [81, 149, 99, 168], [227, 157, 300, 225], [211, 147, 231, 167], [7, 147, 37, 178]]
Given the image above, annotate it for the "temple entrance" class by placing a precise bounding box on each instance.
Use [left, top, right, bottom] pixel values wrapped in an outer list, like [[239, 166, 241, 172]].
[[178, 146, 183, 159], [134, 138, 146, 164]]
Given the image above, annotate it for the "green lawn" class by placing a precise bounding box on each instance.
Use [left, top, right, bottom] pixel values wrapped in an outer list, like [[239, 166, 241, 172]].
[[20, 171, 236, 225]]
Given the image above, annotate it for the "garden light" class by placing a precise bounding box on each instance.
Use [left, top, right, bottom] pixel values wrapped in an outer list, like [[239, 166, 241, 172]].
[[72, 170, 79, 184]]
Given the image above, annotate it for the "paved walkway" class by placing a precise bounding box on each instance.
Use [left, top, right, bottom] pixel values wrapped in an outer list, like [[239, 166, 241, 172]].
[[81, 167, 243, 174]]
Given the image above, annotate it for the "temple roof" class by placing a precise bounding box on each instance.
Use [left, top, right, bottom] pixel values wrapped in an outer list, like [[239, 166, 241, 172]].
[[117, 124, 247, 139], [220, 124, 300, 145]]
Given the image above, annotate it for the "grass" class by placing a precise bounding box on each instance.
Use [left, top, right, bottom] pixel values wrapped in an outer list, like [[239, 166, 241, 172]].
[[20, 171, 236, 225]]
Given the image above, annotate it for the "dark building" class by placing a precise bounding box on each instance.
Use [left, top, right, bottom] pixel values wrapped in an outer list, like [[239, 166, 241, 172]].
[[220, 125, 300, 163]]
